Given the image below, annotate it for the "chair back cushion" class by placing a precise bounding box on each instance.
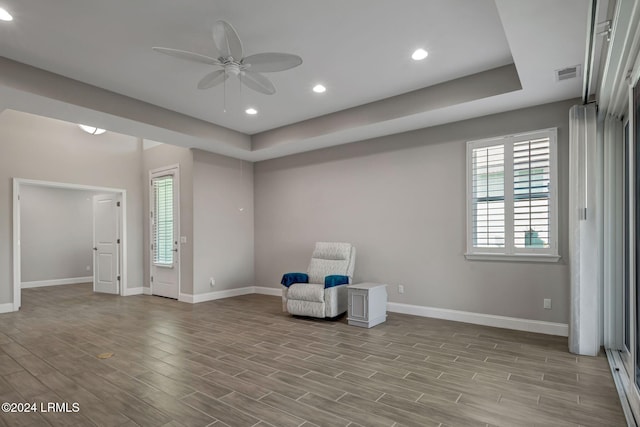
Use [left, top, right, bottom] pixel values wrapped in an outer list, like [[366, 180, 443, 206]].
[[307, 242, 355, 284]]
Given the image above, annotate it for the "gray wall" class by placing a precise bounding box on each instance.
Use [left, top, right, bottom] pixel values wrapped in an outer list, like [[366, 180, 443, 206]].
[[0, 109, 144, 305], [254, 99, 575, 323], [193, 150, 254, 294], [20, 186, 97, 282], [142, 143, 194, 295], [141, 145, 255, 296]]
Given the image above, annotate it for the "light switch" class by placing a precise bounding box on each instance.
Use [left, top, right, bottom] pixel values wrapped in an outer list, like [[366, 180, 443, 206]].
[[180, 236, 187, 244]]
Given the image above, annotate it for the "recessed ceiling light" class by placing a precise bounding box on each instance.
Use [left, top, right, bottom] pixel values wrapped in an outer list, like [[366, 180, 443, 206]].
[[312, 84, 326, 93], [245, 108, 258, 115], [411, 48, 428, 61], [78, 124, 106, 135], [0, 7, 13, 21]]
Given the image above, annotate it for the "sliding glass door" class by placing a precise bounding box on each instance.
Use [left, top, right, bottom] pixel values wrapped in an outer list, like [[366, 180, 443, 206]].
[[623, 120, 631, 375], [635, 82, 640, 390], [621, 79, 640, 420], [610, 77, 640, 424]]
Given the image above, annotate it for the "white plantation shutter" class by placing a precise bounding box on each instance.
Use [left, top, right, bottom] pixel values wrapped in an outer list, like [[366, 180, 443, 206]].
[[471, 144, 505, 248], [467, 129, 558, 260], [152, 175, 174, 265], [513, 137, 551, 248]]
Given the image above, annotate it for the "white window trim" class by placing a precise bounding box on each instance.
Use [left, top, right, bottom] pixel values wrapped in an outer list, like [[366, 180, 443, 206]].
[[149, 165, 180, 271], [465, 128, 560, 262], [151, 174, 176, 268]]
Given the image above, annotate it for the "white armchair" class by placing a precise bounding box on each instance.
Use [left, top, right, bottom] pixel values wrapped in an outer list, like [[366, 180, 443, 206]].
[[281, 242, 356, 318]]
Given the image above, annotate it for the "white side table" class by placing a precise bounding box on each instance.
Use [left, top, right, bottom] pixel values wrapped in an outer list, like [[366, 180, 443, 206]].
[[347, 283, 387, 328]]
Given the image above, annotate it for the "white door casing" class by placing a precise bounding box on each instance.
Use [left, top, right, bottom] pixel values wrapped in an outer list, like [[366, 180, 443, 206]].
[[150, 166, 180, 299], [93, 194, 120, 294]]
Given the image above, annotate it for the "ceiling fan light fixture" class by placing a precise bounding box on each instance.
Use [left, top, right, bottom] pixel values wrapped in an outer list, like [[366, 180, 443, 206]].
[[78, 124, 106, 135], [0, 7, 13, 21], [411, 48, 428, 61], [312, 84, 327, 93], [245, 108, 258, 115]]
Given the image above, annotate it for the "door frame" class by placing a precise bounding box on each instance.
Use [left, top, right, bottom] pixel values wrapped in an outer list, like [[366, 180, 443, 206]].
[[148, 164, 181, 299], [12, 178, 127, 311]]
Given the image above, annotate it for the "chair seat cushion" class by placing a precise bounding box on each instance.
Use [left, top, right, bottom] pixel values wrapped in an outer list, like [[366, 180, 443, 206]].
[[287, 283, 324, 302]]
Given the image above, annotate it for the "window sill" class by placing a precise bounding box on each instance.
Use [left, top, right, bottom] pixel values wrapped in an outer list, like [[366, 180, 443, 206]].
[[464, 253, 561, 263]]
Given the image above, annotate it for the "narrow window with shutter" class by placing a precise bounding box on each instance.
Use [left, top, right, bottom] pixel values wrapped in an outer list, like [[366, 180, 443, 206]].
[[471, 144, 505, 248], [152, 175, 174, 266], [513, 137, 551, 249], [466, 128, 558, 261]]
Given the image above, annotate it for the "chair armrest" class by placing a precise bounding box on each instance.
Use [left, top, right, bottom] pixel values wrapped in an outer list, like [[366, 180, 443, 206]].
[[281, 272, 309, 288], [324, 275, 349, 289]]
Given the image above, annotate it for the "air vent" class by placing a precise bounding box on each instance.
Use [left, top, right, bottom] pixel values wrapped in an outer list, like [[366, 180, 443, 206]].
[[555, 65, 581, 82]]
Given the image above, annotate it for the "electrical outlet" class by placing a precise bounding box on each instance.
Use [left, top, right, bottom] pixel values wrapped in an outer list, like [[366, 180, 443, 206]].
[[210, 277, 215, 287], [398, 284, 404, 294], [544, 298, 552, 309], [86, 265, 91, 271]]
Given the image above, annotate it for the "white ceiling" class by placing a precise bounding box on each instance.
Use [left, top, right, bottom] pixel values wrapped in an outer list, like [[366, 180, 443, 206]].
[[0, 0, 590, 161]]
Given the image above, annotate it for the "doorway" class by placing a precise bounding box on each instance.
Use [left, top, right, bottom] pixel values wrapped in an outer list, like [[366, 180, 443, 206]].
[[149, 165, 180, 299], [12, 178, 127, 310]]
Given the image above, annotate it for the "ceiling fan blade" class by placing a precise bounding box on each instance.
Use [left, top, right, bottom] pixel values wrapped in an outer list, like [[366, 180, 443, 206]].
[[241, 71, 276, 95], [213, 20, 243, 60], [152, 47, 220, 65], [243, 52, 303, 72], [197, 70, 228, 89]]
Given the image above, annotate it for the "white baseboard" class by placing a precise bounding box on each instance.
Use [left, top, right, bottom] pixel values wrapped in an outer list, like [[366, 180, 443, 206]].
[[122, 287, 144, 296], [143, 287, 152, 295], [179, 286, 256, 304], [178, 293, 194, 303], [254, 286, 282, 296], [387, 302, 568, 337], [21, 276, 92, 289], [178, 286, 281, 304], [0, 303, 15, 314]]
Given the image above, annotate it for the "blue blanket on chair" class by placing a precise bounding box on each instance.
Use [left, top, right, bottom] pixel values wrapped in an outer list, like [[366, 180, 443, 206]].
[[281, 272, 309, 288], [324, 275, 349, 288]]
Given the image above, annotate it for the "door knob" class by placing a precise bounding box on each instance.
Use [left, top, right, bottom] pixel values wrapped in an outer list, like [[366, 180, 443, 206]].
[[93, 247, 97, 251]]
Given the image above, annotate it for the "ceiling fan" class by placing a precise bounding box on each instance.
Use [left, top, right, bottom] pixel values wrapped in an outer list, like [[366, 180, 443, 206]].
[[153, 20, 302, 95]]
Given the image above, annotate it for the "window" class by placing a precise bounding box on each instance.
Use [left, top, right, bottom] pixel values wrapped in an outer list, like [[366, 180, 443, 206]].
[[466, 128, 559, 261], [152, 175, 174, 266]]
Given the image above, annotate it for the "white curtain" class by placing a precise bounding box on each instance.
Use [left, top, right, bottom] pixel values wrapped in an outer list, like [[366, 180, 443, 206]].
[[569, 104, 603, 356]]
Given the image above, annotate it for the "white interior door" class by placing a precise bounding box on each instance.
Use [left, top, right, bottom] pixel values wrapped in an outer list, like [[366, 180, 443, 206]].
[[93, 194, 120, 294], [150, 168, 179, 299]]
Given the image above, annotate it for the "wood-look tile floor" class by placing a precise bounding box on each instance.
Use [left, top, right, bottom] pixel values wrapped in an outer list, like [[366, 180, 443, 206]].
[[0, 284, 626, 427]]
